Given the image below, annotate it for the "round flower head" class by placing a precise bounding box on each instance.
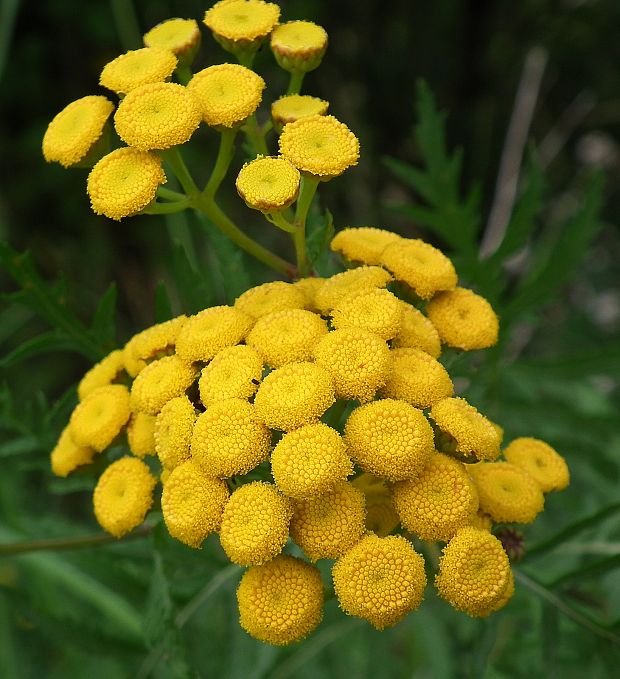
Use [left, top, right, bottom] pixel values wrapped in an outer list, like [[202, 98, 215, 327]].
[[483, 568, 515, 616], [293, 276, 326, 313], [344, 399, 435, 481], [330, 227, 402, 266], [187, 64, 265, 128], [503, 437, 570, 492], [392, 454, 478, 542], [392, 304, 442, 361], [87, 147, 166, 221], [155, 395, 196, 470], [253, 362, 335, 431], [235, 281, 306, 320], [332, 534, 426, 629], [469, 462, 544, 524], [99, 47, 177, 95], [291, 481, 365, 561], [314, 266, 392, 314], [123, 315, 187, 377], [236, 156, 300, 213], [272, 95, 329, 128], [130, 355, 196, 415], [198, 345, 263, 405], [352, 473, 400, 537], [237, 555, 323, 646], [220, 482, 292, 566], [161, 460, 229, 548], [143, 18, 201, 58], [435, 527, 511, 616], [69, 385, 131, 452], [191, 399, 270, 477], [426, 287, 499, 351], [204, 1, 280, 44], [93, 457, 156, 538], [246, 308, 328, 368], [381, 239, 457, 300], [331, 287, 403, 341], [127, 411, 156, 457], [78, 349, 125, 401], [313, 328, 391, 402], [271, 423, 353, 499], [270, 21, 328, 73], [380, 347, 453, 409], [51, 426, 95, 477], [279, 115, 360, 179], [175, 306, 253, 362], [43, 95, 114, 168], [114, 82, 201, 151]]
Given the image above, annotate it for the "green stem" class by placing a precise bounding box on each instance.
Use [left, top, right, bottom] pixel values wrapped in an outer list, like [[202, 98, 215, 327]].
[[286, 70, 305, 95], [293, 174, 320, 276], [243, 114, 269, 156], [203, 128, 238, 199], [266, 211, 297, 234], [142, 199, 192, 215], [161, 147, 199, 197], [157, 186, 187, 201], [175, 63, 193, 85]]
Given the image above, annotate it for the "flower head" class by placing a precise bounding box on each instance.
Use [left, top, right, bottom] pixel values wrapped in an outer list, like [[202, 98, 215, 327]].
[[78, 349, 125, 400], [198, 344, 263, 405], [270, 21, 328, 72], [69, 384, 131, 451], [204, 0, 280, 43], [236, 156, 300, 212], [154, 395, 196, 469], [331, 288, 403, 341], [271, 95, 329, 128], [130, 355, 196, 415], [143, 18, 201, 57], [330, 227, 402, 266], [127, 412, 156, 457], [352, 473, 400, 537], [392, 302, 441, 358], [314, 266, 391, 314], [99, 47, 177, 95], [43, 95, 114, 168], [235, 281, 306, 319], [503, 437, 569, 492], [123, 315, 187, 377], [332, 534, 426, 629], [293, 276, 326, 313], [51, 426, 95, 477]]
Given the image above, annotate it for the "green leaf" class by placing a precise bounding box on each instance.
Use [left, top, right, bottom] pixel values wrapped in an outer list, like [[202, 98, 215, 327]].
[[307, 208, 336, 275], [0, 331, 81, 369], [547, 554, 620, 589], [90, 283, 117, 349], [169, 242, 216, 314], [153, 281, 174, 323], [143, 551, 173, 647]]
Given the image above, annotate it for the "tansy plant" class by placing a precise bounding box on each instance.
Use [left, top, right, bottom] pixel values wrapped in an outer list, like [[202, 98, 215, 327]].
[[34, 0, 577, 648]]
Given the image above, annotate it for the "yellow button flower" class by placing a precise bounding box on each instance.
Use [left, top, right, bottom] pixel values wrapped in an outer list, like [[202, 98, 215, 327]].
[[293, 276, 326, 313], [220, 482, 292, 566], [270, 21, 328, 72], [204, 0, 280, 43], [114, 82, 202, 151], [87, 147, 166, 221], [271, 95, 329, 128], [191, 398, 271, 477], [130, 355, 196, 415], [187, 63, 265, 128], [99, 47, 177, 95], [234, 281, 306, 319], [123, 315, 188, 377], [155, 395, 196, 470], [78, 349, 125, 401], [43, 95, 114, 168], [69, 384, 131, 452], [314, 266, 392, 314], [127, 412, 156, 457], [331, 288, 403, 341], [344, 399, 435, 481], [236, 156, 300, 212], [352, 473, 400, 537], [143, 18, 201, 57], [392, 302, 441, 358], [237, 555, 324, 646], [330, 227, 402, 266], [426, 287, 499, 351], [198, 344, 263, 405], [161, 460, 229, 548], [93, 457, 156, 538], [50, 426, 95, 477], [271, 423, 353, 499], [332, 534, 426, 629], [279, 114, 360, 179], [503, 437, 570, 492], [392, 454, 478, 542]]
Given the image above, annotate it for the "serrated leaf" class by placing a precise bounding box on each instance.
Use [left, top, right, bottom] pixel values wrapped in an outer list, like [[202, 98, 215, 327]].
[[169, 242, 216, 314], [0, 331, 81, 369], [144, 551, 173, 647], [153, 281, 174, 323], [90, 283, 117, 348], [307, 208, 335, 274]]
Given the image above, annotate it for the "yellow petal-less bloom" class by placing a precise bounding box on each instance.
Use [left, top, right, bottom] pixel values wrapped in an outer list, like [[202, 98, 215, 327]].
[[469, 462, 544, 524], [198, 345, 263, 405], [78, 349, 125, 401], [381, 238, 457, 300], [234, 281, 306, 320], [93, 457, 156, 538], [220, 482, 292, 566], [69, 384, 131, 452], [331, 288, 403, 341], [187, 63, 265, 128], [43, 95, 114, 168], [426, 287, 499, 351], [293, 276, 326, 312], [175, 306, 253, 362], [143, 18, 201, 57], [469, 510, 493, 531], [291, 481, 366, 561], [127, 412, 156, 457], [352, 473, 400, 537], [237, 555, 323, 646], [155, 395, 196, 469], [279, 114, 360, 179], [236, 156, 300, 212], [161, 460, 229, 548], [270, 21, 328, 72], [330, 227, 402, 266], [253, 362, 335, 431], [313, 266, 392, 314], [332, 534, 426, 629], [392, 303, 442, 358], [344, 399, 435, 482], [87, 147, 166, 221], [313, 328, 391, 402], [430, 397, 501, 461], [271, 95, 329, 128], [435, 527, 511, 616], [271, 423, 353, 499], [246, 308, 328, 368], [99, 47, 177, 95], [123, 315, 187, 377], [191, 399, 271, 477], [392, 454, 478, 542], [503, 437, 570, 492], [50, 426, 95, 477], [130, 355, 196, 415], [380, 347, 453, 409], [204, 0, 280, 44], [114, 82, 202, 151]]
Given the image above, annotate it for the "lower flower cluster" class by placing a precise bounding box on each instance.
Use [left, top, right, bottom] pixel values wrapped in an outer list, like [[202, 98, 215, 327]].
[[51, 227, 569, 645]]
